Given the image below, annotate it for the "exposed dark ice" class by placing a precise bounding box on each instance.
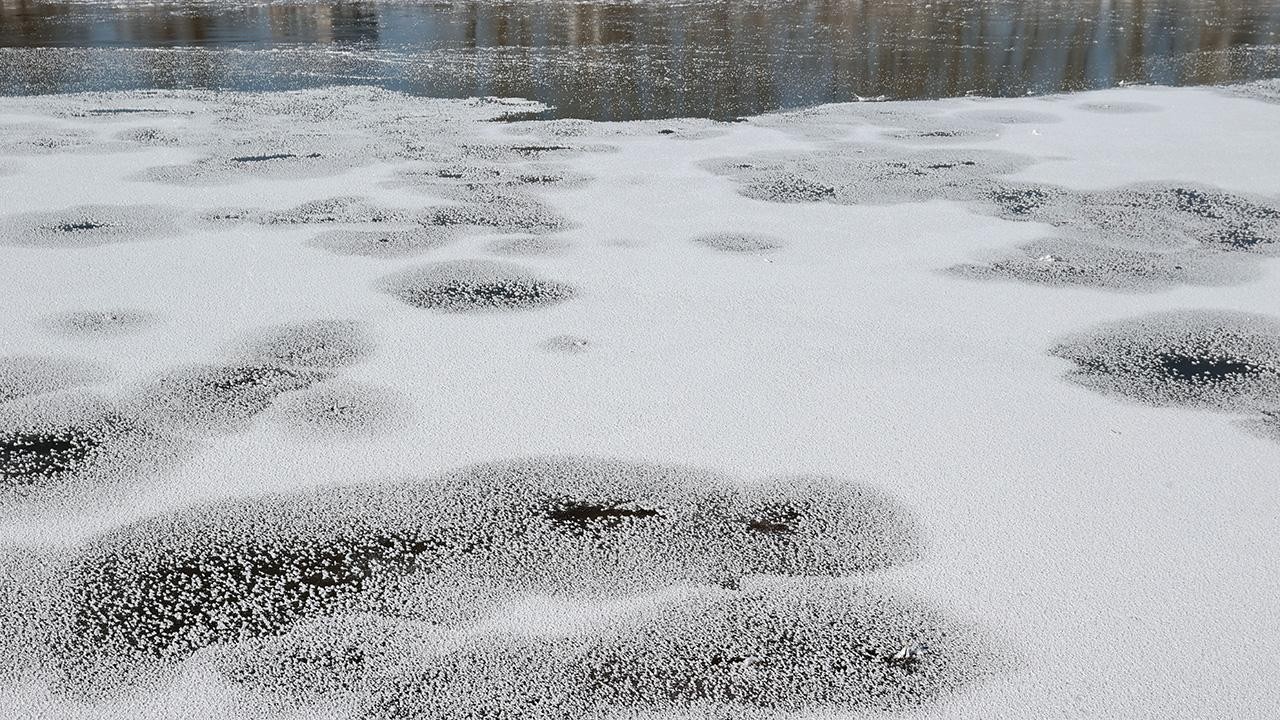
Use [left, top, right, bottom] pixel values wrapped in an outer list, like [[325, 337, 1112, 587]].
[[1050, 310, 1280, 412], [32, 456, 932, 702], [376, 260, 577, 312], [0, 204, 179, 248]]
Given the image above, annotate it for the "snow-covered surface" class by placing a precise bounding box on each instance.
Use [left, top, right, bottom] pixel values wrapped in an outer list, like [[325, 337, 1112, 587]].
[[0, 82, 1278, 719]]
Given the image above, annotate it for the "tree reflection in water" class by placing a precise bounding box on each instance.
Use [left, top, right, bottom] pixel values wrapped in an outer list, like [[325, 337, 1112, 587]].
[[0, 0, 1277, 119]]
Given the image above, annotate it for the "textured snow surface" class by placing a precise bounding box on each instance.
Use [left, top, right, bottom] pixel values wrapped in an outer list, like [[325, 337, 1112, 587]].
[[1, 84, 1279, 719]]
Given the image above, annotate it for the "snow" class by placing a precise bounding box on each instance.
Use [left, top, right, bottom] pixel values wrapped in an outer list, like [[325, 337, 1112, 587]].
[[1, 82, 1278, 719]]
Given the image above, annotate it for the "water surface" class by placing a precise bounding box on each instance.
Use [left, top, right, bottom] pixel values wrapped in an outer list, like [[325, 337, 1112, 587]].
[[2, 0, 1279, 119]]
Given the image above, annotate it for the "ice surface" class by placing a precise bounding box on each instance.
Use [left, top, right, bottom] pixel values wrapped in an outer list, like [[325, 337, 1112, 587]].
[[1, 83, 1279, 719]]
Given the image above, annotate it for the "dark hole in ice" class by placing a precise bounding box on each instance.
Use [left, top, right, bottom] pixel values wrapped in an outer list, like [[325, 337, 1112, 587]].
[[1156, 352, 1261, 383], [544, 500, 660, 530], [231, 153, 300, 163], [1, 427, 100, 487], [510, 145, 571, 155], [490, 109, 554, 123], [51, 220, 109, 232], [747, 505, 803, 535]]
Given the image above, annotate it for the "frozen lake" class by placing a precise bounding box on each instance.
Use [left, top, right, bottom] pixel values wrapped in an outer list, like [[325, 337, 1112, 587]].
[[2, 0, 1279, 119], [3, 3, 1280, 719]]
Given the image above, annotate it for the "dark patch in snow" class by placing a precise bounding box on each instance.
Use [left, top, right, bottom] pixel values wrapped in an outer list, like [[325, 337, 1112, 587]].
[[1050, 310, 1280, 412], [376, 260, 577, 312], [0, 205, 179, 248]]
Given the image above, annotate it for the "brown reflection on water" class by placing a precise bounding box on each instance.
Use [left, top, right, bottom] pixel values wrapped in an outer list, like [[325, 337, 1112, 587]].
[[1, 0, 1277, 119]]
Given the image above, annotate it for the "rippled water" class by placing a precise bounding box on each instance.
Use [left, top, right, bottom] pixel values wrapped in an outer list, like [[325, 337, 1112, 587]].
[[2, 0, 1279, 119]]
